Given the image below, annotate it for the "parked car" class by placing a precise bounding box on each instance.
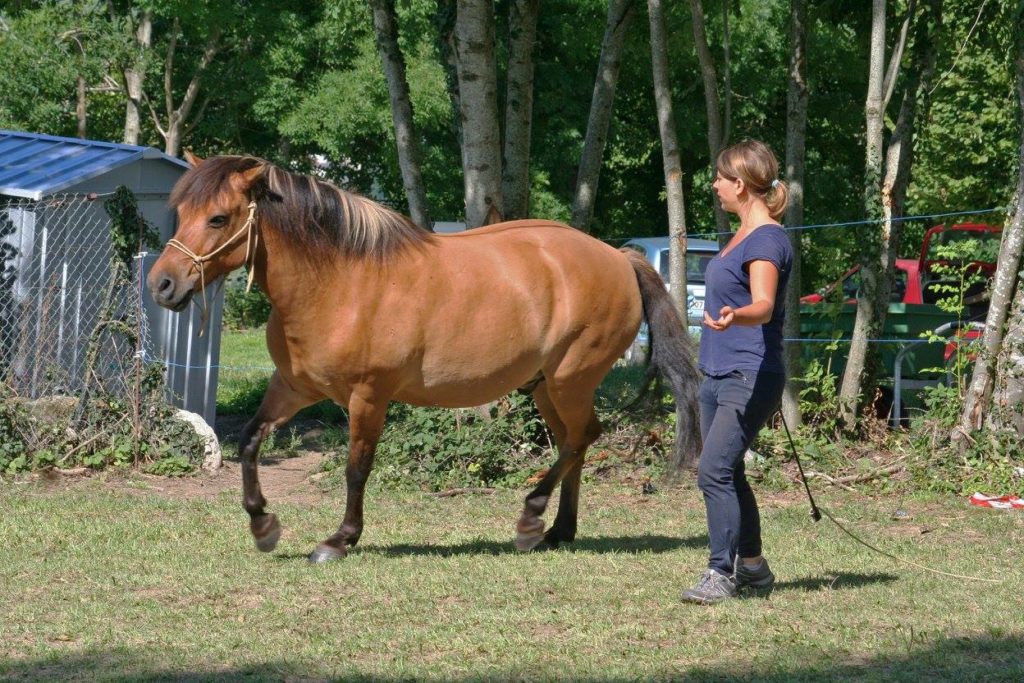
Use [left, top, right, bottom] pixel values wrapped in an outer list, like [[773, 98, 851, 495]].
[[798, 222, 1002, 416], [800, 223, 1001, 311], [620, 236, 720, 361]]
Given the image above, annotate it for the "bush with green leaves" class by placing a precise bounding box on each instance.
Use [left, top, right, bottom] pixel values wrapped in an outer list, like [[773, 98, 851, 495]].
[[363, 393, 551, 491], [223, 281, 272, 330]]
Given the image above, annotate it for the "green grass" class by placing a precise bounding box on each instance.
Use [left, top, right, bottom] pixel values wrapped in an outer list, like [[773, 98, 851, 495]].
[[1, 481, 1022, 681], [217, 327, 343, 423], [217, 327, 273, 416]]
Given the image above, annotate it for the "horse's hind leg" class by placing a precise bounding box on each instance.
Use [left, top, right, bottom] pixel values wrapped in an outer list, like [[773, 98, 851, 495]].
[[546, 407, 601, 548], [308, 392, 388, 563], [516, 383, 602, 551], [240, 371, 316, 553]]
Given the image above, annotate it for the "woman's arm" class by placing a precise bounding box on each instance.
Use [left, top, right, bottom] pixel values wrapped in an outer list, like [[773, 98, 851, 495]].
[[703, 260, 779, 331]]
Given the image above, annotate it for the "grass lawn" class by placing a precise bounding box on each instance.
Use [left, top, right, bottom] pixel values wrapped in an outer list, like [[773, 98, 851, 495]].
[[1, 477, 1022, 681], [216, 327, 274, 416]]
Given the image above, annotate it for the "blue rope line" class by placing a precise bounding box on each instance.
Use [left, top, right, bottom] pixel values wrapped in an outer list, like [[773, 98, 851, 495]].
[[783, 337, 968, 344], [143, 337, 977, 374], [605, 206, 1007, 243]]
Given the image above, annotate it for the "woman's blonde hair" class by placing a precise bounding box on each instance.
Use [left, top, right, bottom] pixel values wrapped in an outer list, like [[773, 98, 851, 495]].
[[716, 139, 789, 222]]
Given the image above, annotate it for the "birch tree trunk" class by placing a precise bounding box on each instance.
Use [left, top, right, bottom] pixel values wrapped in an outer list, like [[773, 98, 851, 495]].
[[992, 271, 1024, 435], [123, 10, 152, 145], [647, 0, 688, 317], [501, 0, 539, 220], [781, 0, 808, 428], [957, 36, 1024, 438], [875, 0, 940, 324], [371, 0, 432, 229], [76, 75, 87, 139], [689, 0, 730, 247], [454, 0, 503, 228], [838, 0, 887, 429], [571, 0, 635, 233]]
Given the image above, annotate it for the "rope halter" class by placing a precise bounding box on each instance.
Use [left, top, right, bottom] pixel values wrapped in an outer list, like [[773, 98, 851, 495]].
[[165, 200, 259, 335]]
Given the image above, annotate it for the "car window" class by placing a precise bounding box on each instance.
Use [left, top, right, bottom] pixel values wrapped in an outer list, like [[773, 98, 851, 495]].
[[842, 269, 908, 303], [659, 249, 716, 285], [658, 249, 670, 282], [687, 253, 714, 283]]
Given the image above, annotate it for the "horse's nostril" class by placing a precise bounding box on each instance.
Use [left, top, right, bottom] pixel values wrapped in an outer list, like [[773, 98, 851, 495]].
[[157, 276, 175, 295]]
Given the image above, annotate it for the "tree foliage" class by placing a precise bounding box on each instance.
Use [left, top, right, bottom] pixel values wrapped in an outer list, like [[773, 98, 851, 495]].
[[0, 0, 1018, 294]]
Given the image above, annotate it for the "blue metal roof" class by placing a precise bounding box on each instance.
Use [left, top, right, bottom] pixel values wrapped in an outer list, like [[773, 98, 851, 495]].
[[0, 129, 188, 200]]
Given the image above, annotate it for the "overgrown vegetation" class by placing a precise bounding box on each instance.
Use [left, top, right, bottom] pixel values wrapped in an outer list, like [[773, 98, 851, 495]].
[[222, 277, 272, 330], [0, 188, 207, 476]]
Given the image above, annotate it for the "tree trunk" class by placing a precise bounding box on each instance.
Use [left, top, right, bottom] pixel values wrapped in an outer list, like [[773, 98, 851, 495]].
[[76, 75, 87, 139], [571, 0, 635, 233], [647, 0, 688, 317], [721, 0, 732, 147], [434, 1, 464, 156], [454, 0, 503, 228], [876, 0, 941, 324], [689, 0, 730, 246], [957, 35, 1024, 437], [992, 272, 1024, 435], [781, 0, 808, 429], [501, 0, 539, 220], [371, 0, 432, 230], [838, 0, 887, 429], [149, 20, 219, 158], [123, 10, 152, 145]]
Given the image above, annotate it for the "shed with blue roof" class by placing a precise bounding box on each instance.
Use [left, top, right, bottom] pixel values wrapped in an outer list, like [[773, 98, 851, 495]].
[[0, 129, 222, 426]]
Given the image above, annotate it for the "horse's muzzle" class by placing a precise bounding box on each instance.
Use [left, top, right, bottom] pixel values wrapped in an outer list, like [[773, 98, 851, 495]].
[[149, 273, 193, 312]]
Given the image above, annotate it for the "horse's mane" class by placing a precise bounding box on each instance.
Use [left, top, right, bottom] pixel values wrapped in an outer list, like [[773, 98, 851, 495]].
[[170, 156, 435, 261]]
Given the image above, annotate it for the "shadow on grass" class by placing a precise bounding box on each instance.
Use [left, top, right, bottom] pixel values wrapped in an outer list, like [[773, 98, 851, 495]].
[[774, 571, 900, 593], [2, 635, 1022, 681], [360, 533, 707, 558]]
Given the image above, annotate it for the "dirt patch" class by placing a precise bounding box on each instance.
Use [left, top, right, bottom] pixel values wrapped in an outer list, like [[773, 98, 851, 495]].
[[114, 450, 331, 505]]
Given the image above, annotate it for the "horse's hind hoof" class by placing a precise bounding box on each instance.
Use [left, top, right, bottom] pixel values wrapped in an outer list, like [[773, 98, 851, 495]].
[[308, 543, 346, 564], [251, 513, 282, 553]]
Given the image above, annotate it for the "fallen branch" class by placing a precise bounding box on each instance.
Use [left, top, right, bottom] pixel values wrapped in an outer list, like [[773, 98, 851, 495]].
[[803, 471, 856, 492], [54, 467, 89, 476], [430, 487, 496, 498], [804, 460, 906, 490]]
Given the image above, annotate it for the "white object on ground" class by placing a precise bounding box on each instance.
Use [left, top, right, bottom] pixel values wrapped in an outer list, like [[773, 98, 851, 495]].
[[174, 409, 222, 471]]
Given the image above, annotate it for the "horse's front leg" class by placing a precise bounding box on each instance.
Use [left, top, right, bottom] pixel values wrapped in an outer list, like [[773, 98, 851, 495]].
[[309, 392, 388, 563], [240, 371, 316, 552]]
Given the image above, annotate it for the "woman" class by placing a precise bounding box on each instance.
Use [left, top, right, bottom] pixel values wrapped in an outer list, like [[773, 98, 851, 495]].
[[681, 139, 793, 605]]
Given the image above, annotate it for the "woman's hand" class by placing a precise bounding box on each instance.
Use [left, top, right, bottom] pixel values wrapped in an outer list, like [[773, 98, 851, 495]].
[[704, 306, 735, 331]]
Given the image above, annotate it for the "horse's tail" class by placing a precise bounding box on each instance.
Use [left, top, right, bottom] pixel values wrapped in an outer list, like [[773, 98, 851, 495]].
[[622, 248, 702, 474]]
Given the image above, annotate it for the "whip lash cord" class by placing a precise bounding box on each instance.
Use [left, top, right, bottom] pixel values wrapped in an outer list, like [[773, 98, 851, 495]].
[[776, 410, 1002, 584]]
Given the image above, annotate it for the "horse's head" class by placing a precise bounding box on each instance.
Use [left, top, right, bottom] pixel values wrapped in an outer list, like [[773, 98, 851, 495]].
[[148, 154, 266, 311]]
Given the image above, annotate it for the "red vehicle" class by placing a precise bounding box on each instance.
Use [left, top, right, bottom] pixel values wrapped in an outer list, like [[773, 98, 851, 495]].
[[800, 223, 1001, 308], [800, 222, 1001, 367]]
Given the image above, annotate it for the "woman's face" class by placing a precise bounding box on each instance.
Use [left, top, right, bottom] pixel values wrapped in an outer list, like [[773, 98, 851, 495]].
[[712, 170, 743, 213]]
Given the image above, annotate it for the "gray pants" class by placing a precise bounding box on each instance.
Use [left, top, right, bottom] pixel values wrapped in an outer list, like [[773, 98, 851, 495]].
[[697, 369, 785, 575]]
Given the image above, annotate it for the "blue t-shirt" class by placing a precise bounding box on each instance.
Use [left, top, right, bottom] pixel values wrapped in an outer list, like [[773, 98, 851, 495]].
[[698, 224, 793, 376]]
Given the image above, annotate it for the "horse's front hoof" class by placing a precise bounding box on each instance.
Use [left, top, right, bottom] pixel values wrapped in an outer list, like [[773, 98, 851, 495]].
[[514, 517, 545, 552], [251, 513, 282, 553], [308, 543, 347, 564]]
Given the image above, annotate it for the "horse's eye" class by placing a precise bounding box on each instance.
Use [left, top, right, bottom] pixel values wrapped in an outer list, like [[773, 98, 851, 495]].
[[209, 215, 228, 228]]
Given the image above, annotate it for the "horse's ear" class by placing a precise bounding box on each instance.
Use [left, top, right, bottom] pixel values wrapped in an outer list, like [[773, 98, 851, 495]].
[[232, 163, 267, 192], [183, 148, 203, 167], [483, 204, 504, 226]]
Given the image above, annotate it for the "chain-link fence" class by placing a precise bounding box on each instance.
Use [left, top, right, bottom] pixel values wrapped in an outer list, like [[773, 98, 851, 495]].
[[1, 192, 153, 402]]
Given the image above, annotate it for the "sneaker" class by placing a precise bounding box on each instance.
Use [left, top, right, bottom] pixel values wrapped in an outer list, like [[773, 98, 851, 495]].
[[734, 558, 775, 595], [681, 569, 737, 605]]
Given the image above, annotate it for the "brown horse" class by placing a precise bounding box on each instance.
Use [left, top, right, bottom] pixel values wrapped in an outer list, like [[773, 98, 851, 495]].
[[148, 155, 700, 562]]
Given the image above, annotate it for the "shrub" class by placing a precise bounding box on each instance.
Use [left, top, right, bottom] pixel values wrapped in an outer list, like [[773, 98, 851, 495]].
[[223, 279, 271, 330]]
